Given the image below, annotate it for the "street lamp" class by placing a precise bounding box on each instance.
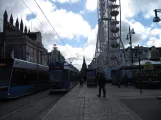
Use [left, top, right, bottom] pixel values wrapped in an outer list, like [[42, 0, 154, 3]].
[[126, 26, 135, 65], [153, 9, 161, 22], [153, 9, 161, 99], [134, 49, 142, 94]]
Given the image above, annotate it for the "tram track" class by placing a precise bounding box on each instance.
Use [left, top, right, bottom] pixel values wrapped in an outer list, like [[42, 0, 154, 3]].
[[31, 95, 63, 120], [0, 90, 65, 120]]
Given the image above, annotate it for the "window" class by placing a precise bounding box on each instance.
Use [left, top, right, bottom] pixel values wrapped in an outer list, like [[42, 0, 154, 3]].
[[49, 70, 63, 82], [0, 67, 12, 86], [0, 59, 13, 86]]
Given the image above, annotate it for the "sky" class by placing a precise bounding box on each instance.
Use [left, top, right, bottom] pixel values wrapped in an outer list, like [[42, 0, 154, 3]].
[[0, 0, 161, 70]]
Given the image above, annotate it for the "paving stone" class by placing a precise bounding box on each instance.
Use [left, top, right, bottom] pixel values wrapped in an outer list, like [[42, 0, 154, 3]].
[[42, 85, 143, 120]]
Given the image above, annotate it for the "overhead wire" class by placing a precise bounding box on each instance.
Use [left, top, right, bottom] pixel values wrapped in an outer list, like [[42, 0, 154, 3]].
[[20, 0, 61, 45], [20, 0, 84, 65], [33, 0, 87, 63], [33, 0, 72, 55]]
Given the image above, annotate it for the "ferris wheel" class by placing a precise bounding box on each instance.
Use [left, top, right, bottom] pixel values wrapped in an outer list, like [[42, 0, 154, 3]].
[[95, 0, 126, 71], [107, 0, 126, 67]]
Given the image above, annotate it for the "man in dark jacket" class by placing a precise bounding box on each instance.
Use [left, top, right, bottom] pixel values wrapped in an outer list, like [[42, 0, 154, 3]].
[[97, 72, 106, 97]]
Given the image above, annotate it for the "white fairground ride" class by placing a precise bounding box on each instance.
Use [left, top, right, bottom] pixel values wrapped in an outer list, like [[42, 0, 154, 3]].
[[89, 0, 127, 72]]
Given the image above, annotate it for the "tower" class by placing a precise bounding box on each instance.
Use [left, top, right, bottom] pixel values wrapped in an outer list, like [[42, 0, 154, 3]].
[[24, 26, 27, 33], [3, 10, 8, 32], [82, 56, 87, 70], [80, 56, 87, 78], [15, 18, 19, 29], [9, 14, 13, 25], [20, 19, 23, 32]]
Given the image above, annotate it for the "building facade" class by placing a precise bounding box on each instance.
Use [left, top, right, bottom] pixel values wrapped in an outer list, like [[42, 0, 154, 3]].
[[119, 46, 151, 65], [89, 45, 152, 68], [0, 10, 48, 65], [48, 44, 65, 64]]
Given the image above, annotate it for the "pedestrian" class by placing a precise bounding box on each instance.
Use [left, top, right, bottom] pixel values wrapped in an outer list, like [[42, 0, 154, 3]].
[[97, 72, 106, 97], [124, 73, 128, 87], [116, 70, 121, 88], [80, 77, 84, 87]]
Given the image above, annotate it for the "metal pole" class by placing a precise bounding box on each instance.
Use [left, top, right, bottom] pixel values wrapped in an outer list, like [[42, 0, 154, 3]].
[[4, 41, 5, 58], [154, 9, 158, 17], [130, 32, 133, 65], [139, 55, 142, 94], [37, 46, 39, 84]]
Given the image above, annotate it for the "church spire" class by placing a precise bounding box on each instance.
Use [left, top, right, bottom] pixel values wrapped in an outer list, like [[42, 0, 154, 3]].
[[81, 56, 87, 77], [24, 25, 27, 33], [83, 56, 85, 63], [3, 10, 8, 22], [20, 19, 23, 32], [15, 18, 19, 29], [10, 14, 13, 24]]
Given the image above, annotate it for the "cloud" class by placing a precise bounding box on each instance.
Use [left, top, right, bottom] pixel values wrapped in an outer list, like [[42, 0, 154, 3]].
[[51, 0, 80, 4], [0, 0, 93, 69], [120, 18, 151, 48], [149, 28, 161, 36], [120, 0, 161, 19], [85, 0, 97, 12], [1, 0, 161, 70], [87, 24, 98, 45], [147, 36, 161, 47], [56, 24, 98, 70]]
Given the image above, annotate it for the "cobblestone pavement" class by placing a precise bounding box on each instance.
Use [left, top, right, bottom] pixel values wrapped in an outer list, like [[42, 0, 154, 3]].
[[42, 85, 143, 120]]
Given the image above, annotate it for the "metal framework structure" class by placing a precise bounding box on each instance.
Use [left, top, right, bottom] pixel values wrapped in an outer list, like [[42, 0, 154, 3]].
[[93, 0, 126, 72]]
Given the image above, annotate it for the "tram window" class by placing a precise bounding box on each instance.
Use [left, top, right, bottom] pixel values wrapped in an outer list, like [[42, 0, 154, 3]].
[[40, 71, 49, 83], [39, 71, 46, 83], [26, 70, 37, 84], [11, 69, 27, 85], [49, 70, 63, 82], [70, 71, 73, 81], [63, 70, 69, 81], [0, 66, 12, 86]]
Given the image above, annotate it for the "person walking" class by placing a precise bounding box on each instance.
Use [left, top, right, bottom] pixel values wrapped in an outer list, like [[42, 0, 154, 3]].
[[80, 77, 84, 87], [97, 72, 106, 97], [116, 70, 121, 88], [124, 72, 129, 87]]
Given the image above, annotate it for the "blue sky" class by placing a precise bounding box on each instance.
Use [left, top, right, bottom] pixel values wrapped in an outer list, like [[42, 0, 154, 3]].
[[26, 0, 97, 48], [2, 0, 161, 68], [14, 0, 161, 50]]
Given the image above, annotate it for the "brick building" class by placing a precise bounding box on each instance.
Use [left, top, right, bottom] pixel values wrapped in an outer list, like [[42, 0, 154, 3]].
[[0, 10, 48, 65]]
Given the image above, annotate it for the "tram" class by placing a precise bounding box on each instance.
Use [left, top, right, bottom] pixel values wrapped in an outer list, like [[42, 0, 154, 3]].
[[49, 62, 79, 92], [0, 58, 50, 99], [86, 69, 97, 87]]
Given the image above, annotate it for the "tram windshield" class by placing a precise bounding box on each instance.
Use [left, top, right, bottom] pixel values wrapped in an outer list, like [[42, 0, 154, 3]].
[[0, 62, 13, 86], [49, 70, 63, 83]]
